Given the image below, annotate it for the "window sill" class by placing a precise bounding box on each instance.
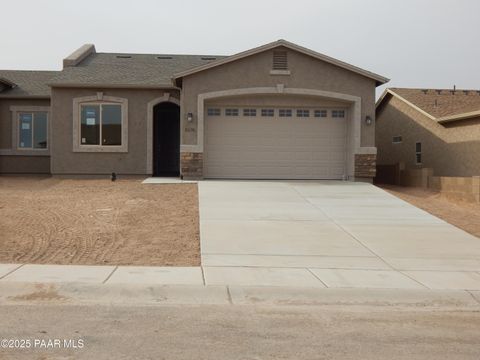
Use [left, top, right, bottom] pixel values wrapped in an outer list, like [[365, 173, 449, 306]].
[[73, 145, 128, 153], [270, 70, 291, 76]]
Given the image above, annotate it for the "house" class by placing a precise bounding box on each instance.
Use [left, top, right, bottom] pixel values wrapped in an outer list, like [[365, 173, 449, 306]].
[[0, 40, 388, 180], [376, 88, 480, 177]]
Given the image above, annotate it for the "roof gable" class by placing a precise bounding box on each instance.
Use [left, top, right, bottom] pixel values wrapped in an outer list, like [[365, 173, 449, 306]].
[[173, 39, 389, 86], [377, 88, 480, 123]]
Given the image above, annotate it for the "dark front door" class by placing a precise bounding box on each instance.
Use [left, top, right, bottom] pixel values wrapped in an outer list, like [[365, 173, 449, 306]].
[[153, 102, 180, 176]]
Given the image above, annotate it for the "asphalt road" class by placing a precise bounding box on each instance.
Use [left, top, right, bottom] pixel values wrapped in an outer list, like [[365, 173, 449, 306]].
[[1, 304, 480, 360]]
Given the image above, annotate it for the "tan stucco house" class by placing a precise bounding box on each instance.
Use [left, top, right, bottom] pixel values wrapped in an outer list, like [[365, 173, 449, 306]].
[[0, 40, 388, 180], [376, 88, 480, 178]]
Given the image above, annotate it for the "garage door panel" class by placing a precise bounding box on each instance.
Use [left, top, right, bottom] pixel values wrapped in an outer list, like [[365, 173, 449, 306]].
[[204, 107, 347, 179]]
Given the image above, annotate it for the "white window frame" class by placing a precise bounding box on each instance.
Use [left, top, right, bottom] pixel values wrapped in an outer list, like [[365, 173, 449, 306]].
[[314, 110, 327, 118], [296, 109, 310, 117], [279, 109, 292, 117], [225, 108, 239, 116], [0, 106, 51, 157], [79, 102, 123, 147], [332, 110, 345, 118], [392, 136, 403, 144], [243, 108, 257, 117], [415, 142, 422, 165], [72, 94, 128, 153], [261, 109, 274, 117], [17, 111, 49, 150], [207, 108, 220, 116]]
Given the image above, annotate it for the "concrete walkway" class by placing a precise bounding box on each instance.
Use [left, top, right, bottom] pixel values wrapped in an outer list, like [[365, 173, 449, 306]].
[[198, 180, 480, 289], [2, 263, 480, 291]]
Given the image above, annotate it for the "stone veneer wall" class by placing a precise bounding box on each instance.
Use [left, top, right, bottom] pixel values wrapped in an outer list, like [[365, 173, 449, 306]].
[[354, 154, 376, 179], [180, 152, 203, 180]]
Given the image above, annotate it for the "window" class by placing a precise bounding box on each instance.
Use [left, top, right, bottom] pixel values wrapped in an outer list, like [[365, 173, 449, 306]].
[[279, 109, 292, 117], [225, 108, 239, 116], [243, 108, 257, 116], [392, 136, 403, 144], [80, 103, 122, 146], [415, 142, 422, 164], [296, 109, 310, 117], [261, 109, 274, 117], [314, 110, 327, 118], [332, 110, 345, 118], [207, 108, 220, 116], [273, 50, 288, 70], [18, 112, 48, 149]]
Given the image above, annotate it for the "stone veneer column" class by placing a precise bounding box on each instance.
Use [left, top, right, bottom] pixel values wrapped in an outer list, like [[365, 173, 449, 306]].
[[180, 152, 203, 180], [354, 154, 376, 180]]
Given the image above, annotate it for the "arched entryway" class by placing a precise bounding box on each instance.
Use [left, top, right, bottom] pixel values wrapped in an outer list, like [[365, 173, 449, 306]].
[[153, 102, 180, 176]]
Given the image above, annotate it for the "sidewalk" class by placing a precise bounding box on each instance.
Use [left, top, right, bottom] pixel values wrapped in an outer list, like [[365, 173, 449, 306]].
[[2, 263, 480, 292]]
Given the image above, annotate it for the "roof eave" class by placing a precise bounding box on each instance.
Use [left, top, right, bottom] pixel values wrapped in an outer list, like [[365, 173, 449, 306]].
[[48, 83, 180, 90], [0, 95, 50, 99], [173, 39, 389, 86], [437, 110, 480, 124]]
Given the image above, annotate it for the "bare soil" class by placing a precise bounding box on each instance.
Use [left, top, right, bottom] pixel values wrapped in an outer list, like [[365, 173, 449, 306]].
[[0, 177, 200, 266], [380, 185, 480, 238]]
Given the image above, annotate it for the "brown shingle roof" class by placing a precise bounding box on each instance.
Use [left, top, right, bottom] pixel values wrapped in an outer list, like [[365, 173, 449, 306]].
[[50, 52, 226, 88], [390, 88, 480, 118], [0, 70, 59, 98]]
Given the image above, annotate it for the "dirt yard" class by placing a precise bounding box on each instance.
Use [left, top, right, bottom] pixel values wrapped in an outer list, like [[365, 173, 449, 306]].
[[380, 185, 480, 238], [0, 177, 200, 266]]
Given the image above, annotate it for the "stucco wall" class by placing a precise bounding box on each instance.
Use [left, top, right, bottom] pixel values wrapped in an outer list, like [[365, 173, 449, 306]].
[[180, 46, 377, 147], [376, 95, 480, 177], [0, 155, 50, 174], [50, 87, 179, 175]]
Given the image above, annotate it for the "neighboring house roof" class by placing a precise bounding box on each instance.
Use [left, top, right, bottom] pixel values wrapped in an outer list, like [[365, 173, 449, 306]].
[[377, 88, 480, 124], [0, 70, 59, 98], [173, 39, 389, 86], [49, 50, 226, 89]]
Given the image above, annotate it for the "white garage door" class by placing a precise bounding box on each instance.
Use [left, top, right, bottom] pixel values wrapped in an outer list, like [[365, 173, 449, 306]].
[[204, 107, 347, 179]]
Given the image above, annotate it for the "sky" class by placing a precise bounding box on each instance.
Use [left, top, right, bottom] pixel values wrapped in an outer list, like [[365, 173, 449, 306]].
[[1, 0, 479, 97]]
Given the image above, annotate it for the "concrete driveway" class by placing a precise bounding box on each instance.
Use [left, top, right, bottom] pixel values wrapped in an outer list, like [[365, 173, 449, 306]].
[[199, 181, 480, 289]]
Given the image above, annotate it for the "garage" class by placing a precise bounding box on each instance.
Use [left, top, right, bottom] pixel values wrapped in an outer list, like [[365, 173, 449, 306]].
[[204, 105, 347, 179]]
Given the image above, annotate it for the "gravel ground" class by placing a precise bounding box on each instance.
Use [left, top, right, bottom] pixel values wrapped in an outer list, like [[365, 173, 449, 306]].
[[380, 184, 480, 238], [0, 177, 200, 266]]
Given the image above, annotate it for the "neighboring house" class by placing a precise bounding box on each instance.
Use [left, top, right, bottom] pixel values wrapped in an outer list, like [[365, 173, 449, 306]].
[[376, 88, 480, 177], [0, 40, 388, 180]]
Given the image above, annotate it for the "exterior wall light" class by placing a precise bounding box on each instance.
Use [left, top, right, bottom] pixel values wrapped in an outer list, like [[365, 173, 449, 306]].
[[365, 116, 373, 125], [187, 112, 194, 122]]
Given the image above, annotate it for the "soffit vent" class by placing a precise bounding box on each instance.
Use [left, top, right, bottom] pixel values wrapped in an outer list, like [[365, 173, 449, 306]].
[[157, 56, 173, 59], [272, 50, 288, 70], [201, 57, 217, 61], [116, 55, 132, 59]]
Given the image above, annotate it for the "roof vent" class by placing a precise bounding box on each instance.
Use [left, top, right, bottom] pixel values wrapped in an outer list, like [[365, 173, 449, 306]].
[[273, 50, 288, 70], [463, 90, 469, 95], [436, 90, 442, 95], [421, 89, 428, 94], [156, 56, 173, 59], [201, 57, 217, 61], [116, 55, 132, 59]]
